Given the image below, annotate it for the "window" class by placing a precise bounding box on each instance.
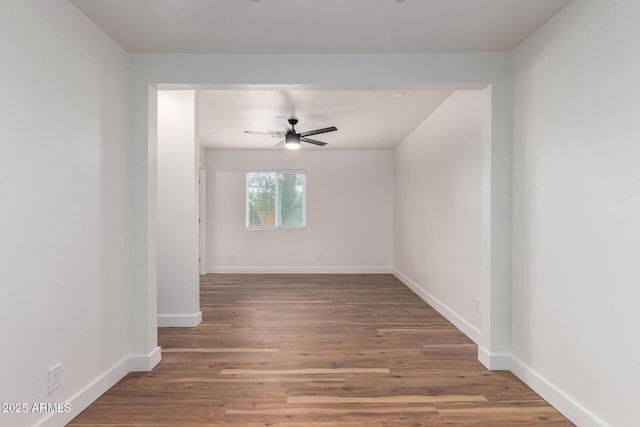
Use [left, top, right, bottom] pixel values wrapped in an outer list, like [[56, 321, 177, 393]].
[[246, 171, 306, 228]]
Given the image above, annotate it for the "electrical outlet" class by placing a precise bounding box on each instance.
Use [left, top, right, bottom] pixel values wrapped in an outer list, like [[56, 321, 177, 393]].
[[474, 297, 481, 314], [229, 251, 235, 261], [315, 252, 321, 261], [48, 363, 63, 393]]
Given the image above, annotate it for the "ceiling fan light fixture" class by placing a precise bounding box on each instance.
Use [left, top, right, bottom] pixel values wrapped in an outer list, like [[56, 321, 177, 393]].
[[285, 132, 301, 150]]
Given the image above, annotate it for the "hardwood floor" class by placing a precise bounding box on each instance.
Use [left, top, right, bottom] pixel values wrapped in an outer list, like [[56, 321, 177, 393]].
[[69, 274, 573, 426]]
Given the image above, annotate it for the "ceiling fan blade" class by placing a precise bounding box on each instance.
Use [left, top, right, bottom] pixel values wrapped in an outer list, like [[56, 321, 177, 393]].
[[274, 139, 285, 147], [301, 137, 327, 146], [245, 130, 286, 136], [299, 126, 337, 137], [277, 116, 290, 128]]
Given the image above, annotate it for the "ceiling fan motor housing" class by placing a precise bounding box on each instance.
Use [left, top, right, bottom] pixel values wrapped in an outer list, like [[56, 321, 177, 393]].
[[285, 131, 301, 145]]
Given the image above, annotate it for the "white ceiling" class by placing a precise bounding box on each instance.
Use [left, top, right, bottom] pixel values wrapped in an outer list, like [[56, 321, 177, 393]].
[[69, 0, 571, 150], [69, 0, 571, 54], [198, 88, 457, 150]]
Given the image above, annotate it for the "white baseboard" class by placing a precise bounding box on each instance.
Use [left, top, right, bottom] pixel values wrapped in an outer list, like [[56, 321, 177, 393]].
[[477, 346, 511, 370], [510, 356, 609, 427], [37, 356, 130, 427], [393, 268, 482, 344], [207, 266, 393, 274], [129, 346, 162, 372], [392, 268, 609, 426], [36, 347, 163, 427], [157, 311, 202, 327]]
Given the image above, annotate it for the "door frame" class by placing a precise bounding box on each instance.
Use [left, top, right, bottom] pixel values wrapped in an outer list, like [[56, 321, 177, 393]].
[[199, 167, 207, 275]]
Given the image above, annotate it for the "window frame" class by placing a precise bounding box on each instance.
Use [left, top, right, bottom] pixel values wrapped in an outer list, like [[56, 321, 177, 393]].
[[245, 169, 307, 230]]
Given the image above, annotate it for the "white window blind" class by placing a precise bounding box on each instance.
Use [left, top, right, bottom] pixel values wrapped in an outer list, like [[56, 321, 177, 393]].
[[246, 171, 306, 228]]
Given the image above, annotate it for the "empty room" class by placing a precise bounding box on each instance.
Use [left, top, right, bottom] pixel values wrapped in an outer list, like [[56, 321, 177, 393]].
[[1, 1, 639, 426]]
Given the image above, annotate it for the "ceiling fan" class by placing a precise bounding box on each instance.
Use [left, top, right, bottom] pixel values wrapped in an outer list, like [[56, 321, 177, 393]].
[[245, 118, 337, 150]]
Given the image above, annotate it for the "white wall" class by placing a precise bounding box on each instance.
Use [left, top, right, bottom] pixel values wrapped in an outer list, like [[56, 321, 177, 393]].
[[511, 1, 640, 426], [207, 149, 393, 273], [394, 91, 484, 343], [157, 91, 201, 327], [199, 145, 207, 169], [0, 1, 153, 426]]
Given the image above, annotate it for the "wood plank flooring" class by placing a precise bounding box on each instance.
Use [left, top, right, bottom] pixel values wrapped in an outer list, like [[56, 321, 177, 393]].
[[69, 274, 573, 426]]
